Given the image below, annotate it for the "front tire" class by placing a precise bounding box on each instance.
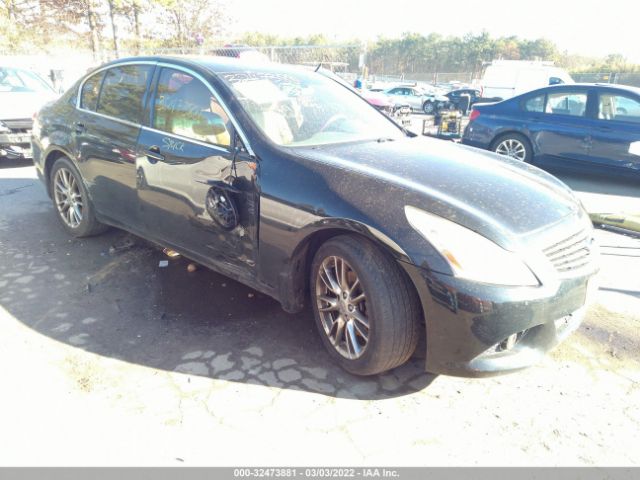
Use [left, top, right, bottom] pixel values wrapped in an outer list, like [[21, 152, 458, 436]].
[[310, 235, 421, 376], [423, 101, 435, 114], [50, 156, 108, 237]]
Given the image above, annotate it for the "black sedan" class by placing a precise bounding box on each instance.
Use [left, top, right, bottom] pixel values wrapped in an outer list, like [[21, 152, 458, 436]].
[[462, 84, 640, 175], [32, 57, 598, 377]]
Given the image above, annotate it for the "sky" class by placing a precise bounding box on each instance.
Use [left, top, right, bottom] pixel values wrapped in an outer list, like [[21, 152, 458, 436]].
[[229, 0, 640, 62]]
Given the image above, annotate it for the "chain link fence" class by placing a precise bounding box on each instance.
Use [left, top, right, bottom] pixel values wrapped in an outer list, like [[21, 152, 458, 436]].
[[572, 72, 640, 87]]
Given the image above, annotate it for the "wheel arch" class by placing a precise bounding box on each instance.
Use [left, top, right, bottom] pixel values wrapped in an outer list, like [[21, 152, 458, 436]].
[[276, 220, 415, 314], [43, 147, 75, 197], [489, 130, 534, 152]]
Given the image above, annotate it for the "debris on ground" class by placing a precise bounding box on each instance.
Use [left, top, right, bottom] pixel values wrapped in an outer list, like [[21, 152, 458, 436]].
[[187, 263, 198, 273], [248, 293, 255, 298], [158, 260, 169, 268], [163, 248, 181, 258], [108, 236, 136, 255]]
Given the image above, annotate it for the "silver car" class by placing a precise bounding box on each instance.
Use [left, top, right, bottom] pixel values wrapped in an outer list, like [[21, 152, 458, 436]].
[[383, 85, 449, 114]]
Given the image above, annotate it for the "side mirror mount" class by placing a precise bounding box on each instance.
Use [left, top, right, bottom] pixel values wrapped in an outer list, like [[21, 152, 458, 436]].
[[192, 112, 227, 136], [549, 77, 564, 86]]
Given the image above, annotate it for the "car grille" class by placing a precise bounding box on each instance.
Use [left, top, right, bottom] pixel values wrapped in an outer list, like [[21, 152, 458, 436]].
[[2, 118, 33, 133], [543, 228, 593, 274]]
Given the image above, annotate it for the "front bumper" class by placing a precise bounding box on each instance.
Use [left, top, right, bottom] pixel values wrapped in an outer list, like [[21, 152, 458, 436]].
[[401, 262, 598, 377], [0, 132, 33, 159]]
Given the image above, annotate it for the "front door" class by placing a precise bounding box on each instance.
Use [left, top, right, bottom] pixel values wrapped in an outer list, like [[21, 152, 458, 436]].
[[589, 91, 640, 172], [136, 66, 259, 276]]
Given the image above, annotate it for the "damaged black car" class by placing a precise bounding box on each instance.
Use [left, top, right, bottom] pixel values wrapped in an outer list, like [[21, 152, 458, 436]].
[[32, 57, 599, 377]]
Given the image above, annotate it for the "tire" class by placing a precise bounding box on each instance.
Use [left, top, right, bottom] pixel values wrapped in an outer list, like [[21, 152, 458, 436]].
[[310, 235, 421, 376], [422, 101, 435, 114], [491, 133, 533, 162], [49, 156, 108, 237]]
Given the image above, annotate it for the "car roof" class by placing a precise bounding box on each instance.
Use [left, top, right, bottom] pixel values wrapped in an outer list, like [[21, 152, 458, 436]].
[[99, 55, 312, 77], [538, 83, 640, 95]]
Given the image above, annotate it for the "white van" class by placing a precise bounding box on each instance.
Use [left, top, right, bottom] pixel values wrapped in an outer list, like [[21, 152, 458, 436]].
[[480, 60, 573, 101]]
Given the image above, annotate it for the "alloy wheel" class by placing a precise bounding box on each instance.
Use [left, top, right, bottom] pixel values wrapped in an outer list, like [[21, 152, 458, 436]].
[[315, 255, 369, 359], [495, 138, 527, 161], [53, 167, 83, 228]]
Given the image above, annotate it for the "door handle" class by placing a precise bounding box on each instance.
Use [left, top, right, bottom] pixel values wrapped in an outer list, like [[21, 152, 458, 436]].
[[146, 145, 165, 163], [74, 122, 85, 134]]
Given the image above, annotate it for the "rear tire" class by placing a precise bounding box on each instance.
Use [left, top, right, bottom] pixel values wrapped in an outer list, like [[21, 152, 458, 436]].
[[50, 156, 108, 237], [491, 133, 533, 162], [310, 235, 421, 376]]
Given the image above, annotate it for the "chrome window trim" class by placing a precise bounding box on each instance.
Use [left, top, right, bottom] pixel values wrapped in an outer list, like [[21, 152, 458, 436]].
[[140, 125, 231, 154], [74, 60, 255, 157]]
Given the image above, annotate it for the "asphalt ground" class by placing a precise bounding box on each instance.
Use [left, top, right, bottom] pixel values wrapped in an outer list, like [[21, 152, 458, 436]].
[[0, 157, 638, 466]]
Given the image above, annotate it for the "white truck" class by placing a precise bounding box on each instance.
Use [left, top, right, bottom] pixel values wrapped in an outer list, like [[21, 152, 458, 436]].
[[480, 60, 574, 101]]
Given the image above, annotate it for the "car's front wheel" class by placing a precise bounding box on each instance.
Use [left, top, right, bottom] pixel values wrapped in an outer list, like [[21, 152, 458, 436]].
[[310, 235, 421, 376], [50, 156, 108, 237], [492, 133, 533, 162], [422, 101, 435, 114]]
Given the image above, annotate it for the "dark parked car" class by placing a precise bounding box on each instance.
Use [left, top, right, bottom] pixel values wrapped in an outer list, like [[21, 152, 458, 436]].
[[32, 57, 598, 377], [445, 88, 481, 111], [462, 84, 640, 174]]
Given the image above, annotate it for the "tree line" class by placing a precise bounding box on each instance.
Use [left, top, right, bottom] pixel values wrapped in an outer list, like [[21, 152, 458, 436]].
[[1, 0, 231, 58], [2, 2, 638, 75]]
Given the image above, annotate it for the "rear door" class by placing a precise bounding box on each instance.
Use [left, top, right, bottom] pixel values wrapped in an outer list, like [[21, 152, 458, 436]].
[[589, 90, 640, 171], [136, 66, 259, 275], [531, 88, 594, 165], [75, 63, 154, 227]]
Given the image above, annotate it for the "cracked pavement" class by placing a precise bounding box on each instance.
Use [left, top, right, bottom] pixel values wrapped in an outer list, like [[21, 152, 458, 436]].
[[0, 159, 638, 466]]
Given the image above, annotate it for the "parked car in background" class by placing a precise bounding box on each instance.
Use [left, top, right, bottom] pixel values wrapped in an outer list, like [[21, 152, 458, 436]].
[[481, 60, 574, 101], [0, 65, 56, 160], [462, 83, 640, 175], [360, 89, 411, 127], [33, 56, 597, 377], [383, 85, 449, 114], [445, 88, 482, 111]]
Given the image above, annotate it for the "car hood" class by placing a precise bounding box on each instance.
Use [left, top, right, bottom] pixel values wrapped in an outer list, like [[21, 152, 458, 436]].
[[0, 91, 56, 120], [291, 136, 580, 248]]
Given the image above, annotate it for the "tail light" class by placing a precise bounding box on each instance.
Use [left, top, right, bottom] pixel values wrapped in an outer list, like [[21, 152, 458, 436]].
[[469, 109, 481, 122]]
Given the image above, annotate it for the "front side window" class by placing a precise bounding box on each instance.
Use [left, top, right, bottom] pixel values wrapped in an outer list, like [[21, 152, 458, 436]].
[[96, 65, 153, 123], [80, 71, 105, 111], [523, 94, 545, 113], [153, 68, 231, 148], [598, 93, 640, 123], [545, 91, 587, 116], [221, 67, 404, 147]]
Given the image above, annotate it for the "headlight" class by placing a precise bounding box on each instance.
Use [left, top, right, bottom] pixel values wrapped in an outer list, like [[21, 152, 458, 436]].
[[405, 206, 539, 286]]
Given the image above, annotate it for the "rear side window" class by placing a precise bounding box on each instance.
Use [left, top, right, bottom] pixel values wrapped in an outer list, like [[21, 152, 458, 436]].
[[80, 71, 105, 111], [598, 93, 640, 123], [523, 94, 545, 112], [546, 92, 587, 116], [96, 65, 153, 123]]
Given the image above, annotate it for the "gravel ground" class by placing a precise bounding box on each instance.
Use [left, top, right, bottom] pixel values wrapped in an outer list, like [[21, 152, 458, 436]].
[[0, 159, 638, 466]]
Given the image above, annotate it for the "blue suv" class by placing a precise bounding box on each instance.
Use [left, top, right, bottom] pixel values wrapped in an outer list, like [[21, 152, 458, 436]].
[[462, 84, 640, 175]]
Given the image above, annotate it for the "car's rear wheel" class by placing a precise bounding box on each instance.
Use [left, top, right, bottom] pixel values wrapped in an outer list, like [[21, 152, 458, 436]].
[[310, 235, 421, 376], [492, 133, 533, 162], [50, 156, 108, 237], [423, 101, 435, 114]]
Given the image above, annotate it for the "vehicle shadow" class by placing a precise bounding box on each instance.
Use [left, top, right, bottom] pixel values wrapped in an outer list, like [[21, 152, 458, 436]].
[[0, 173, 437, 400], [0, 158, 33, 170]]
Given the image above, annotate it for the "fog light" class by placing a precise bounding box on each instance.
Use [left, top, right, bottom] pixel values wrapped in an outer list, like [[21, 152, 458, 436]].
[[494, 330, 527, 353]]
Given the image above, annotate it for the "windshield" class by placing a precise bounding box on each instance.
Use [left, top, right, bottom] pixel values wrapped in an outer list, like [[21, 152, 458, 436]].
[[0, 67, 53, 93], [219, 68, 404, 146]]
